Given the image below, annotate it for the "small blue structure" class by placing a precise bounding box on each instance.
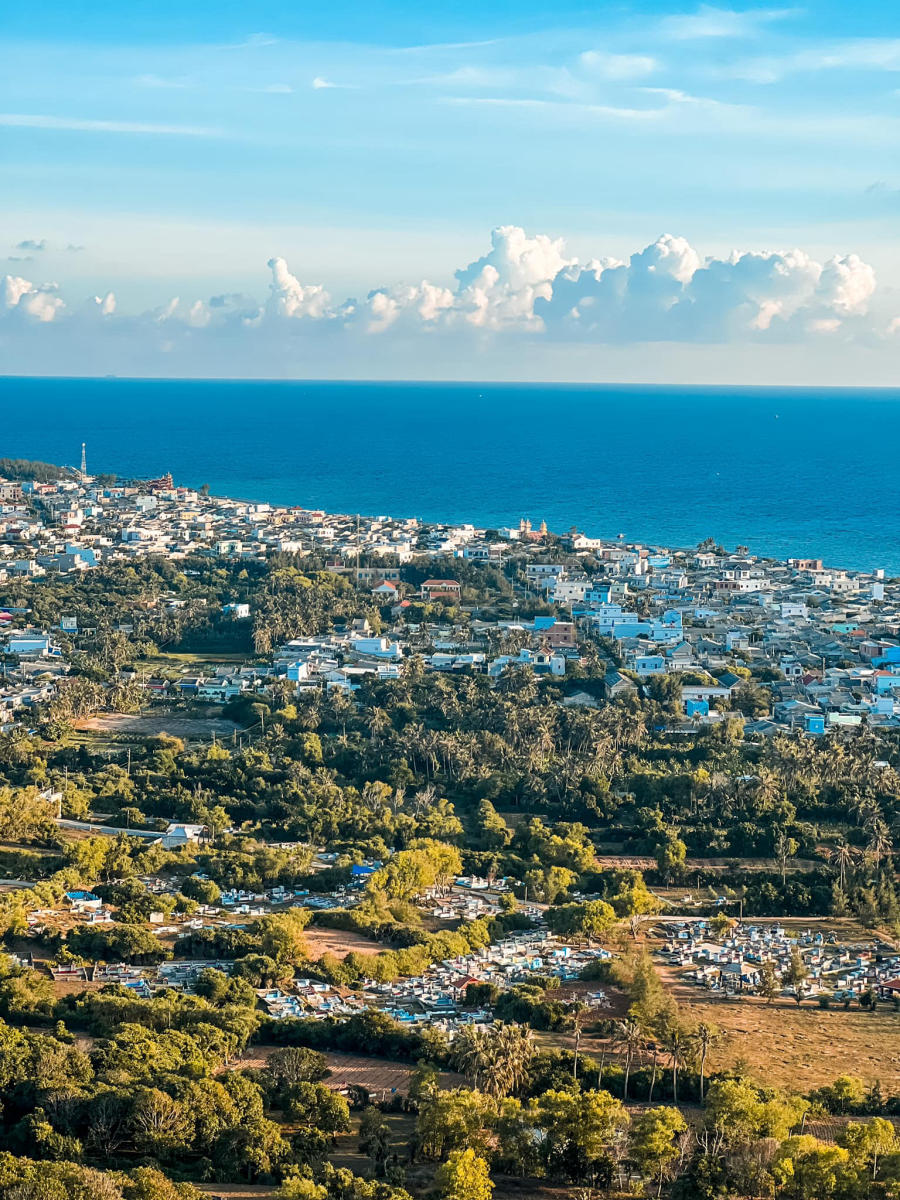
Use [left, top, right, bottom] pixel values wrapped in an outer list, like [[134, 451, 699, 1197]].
[[351, 863, 379, 878]]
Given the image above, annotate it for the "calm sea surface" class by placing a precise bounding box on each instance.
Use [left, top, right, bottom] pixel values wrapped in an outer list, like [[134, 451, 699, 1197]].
[[3, 377, 900, 573]]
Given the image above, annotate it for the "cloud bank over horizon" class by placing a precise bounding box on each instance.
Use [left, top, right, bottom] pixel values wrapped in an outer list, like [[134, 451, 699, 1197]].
[[1, 225, 894, 381]]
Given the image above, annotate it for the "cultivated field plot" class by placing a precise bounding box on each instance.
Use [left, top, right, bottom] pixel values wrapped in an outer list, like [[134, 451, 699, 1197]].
[[806, 1116, 900, 1145], [596, 854, 818, 874], [322, 1052, 423, 1095], [73, 710, 240, 739], [197, 1187, 276, 1199], [231, 1046, 464, 1094]]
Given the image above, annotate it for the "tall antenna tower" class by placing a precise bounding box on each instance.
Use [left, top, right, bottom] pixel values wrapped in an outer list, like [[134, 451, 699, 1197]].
[[80, 442, 87, 480]]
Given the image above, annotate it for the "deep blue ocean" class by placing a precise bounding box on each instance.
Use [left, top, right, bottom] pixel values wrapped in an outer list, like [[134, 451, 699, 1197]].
[[3, 377, 900, 573]]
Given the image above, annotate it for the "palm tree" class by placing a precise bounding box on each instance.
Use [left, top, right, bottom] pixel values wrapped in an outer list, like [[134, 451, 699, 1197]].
[[827, 839, 856, 891], [327, 687, 352, 738], [365, 706, 391, 745], [490, 1022, 534, 1097], [662, 1025, 689, 1105], [453, 1023, 534, 1098], [296, 697, 321, 730], [849, 790, 880, 829], [572, 1006, 589, 1083], [774, 831, 799, 886], [866, 819, 893, 872], [692, 1023, 719, 1102], [452, 1026, 488, 1089], [612, 1019, 643, 1101], [645, 1040, 660, 1102]]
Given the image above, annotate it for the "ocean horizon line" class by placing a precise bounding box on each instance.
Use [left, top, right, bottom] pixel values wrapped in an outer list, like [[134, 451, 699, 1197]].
[[5, 375, 900, 396], [3, 375, 899, 574]]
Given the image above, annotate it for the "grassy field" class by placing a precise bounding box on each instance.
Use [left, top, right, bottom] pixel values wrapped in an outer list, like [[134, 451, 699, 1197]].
[[544, 920, 900, 1094], [670, 987, 900, 1092], [646, 916, 900, 1090], [647, 919, 900, 1091], [549, 979, 900, 1094], [144, 651, 256, 672]]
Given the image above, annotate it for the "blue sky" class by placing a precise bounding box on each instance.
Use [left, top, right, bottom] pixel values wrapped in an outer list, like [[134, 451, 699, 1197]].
[[3, 2, 900, 380]]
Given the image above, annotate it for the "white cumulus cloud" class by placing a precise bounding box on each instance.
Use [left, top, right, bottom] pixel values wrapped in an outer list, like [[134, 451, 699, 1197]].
[[0, 227, 890, 378], [2, 274, 65, 322], [358, 282, 454, 332], [453, 225, 574, 329], [536, 237, 879, 341], [266, 257, 331, 319]]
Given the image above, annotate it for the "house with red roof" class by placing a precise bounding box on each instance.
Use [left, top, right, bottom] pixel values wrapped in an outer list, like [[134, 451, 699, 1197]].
[[420, 579, 461, 602]]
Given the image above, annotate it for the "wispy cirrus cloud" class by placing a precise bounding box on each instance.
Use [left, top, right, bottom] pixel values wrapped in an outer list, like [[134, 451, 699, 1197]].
[[405, 65, 518, 89], [638, 86, 735, 109], [133, 73, 192, 89], [730, 38, 900, 83], [578, 51, 659, 80], [311, 76, 356, 90], [440, 96, 665, 121], [223, 33, 279, 50], [391, 39, 503, 55], [659, 5, 800, 41], [0, 113, 222, 136]]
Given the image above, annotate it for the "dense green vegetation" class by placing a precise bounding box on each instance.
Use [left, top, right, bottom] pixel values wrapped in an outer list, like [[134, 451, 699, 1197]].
[[0, 552, 898, 1195], [0, 458, 66, 482]]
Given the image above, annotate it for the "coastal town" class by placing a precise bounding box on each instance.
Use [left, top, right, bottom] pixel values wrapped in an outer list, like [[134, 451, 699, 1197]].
[[0, 459, 896, 737], [9, 0, 900, 1190], [0, 456, 898, 1199]]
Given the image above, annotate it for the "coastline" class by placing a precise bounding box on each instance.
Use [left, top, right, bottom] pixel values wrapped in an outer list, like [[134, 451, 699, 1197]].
[[3, 376, 900, 573]]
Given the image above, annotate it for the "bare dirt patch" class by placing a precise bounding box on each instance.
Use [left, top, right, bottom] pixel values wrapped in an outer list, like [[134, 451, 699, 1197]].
[[323, 1052, 422, 1096], [51, 979, 106, 999], [304, 925, 383, 961], [73, 711, 240, 740], [492, 1182, 578, 1200]]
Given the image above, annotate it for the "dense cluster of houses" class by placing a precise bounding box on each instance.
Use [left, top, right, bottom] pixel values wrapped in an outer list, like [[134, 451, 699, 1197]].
[[521, 549, 900, 732], [1, 469, 898, 730], [0, 474, 528, 571], [658, 920, 900, 1002], [364, 931, 610, 1029], [33, 862, 607, 1031], [258, 928, 610, 1030]]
